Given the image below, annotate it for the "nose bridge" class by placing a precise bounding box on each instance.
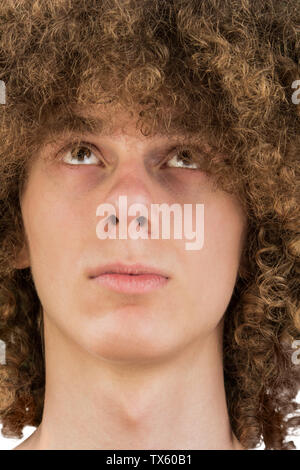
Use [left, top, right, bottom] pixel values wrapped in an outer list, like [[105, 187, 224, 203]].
[[105, 151, 156, 210], [94, 137, 174, 244]]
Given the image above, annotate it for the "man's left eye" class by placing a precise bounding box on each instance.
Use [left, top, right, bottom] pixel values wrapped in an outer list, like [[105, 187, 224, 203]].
[[62, 144, 102, 165], [165, 150, 200, 169]]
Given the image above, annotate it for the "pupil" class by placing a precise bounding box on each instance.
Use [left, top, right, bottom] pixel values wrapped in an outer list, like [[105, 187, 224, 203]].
[[179, 151, 191, 163], [72, 147, 90, 161]]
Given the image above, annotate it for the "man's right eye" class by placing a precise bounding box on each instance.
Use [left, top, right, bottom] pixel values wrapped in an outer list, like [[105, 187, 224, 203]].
[[165, 149, 200, 170], [61, 143, 104, 166]]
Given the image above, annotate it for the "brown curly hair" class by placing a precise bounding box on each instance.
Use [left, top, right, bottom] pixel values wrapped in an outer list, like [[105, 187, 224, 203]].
[[0, 0, 300, 450]]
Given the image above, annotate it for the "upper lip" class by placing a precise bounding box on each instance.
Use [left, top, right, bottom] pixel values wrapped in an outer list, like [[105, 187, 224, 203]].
[[88, 262, 170, 279]]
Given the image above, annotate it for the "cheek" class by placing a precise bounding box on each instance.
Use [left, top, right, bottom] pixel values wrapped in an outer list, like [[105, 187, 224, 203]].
[[21, 160, 98, 242], [20, 169, 92, 294], [178, 193, 246, 323], [206, 197, 246, 271]]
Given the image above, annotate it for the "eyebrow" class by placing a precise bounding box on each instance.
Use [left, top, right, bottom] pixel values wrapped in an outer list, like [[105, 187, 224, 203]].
[[40, 113, 107, 143], [39, 110, 218, 161], [41, 111, 205, 142]]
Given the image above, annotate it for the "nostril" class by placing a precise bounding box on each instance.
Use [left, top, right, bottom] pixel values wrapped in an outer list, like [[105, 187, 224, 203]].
[[136, 215, 147, 227]]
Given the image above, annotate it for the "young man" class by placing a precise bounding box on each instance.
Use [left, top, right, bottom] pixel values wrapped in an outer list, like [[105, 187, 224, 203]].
[[13, 105, 247, 450], [0, 0, 299, 450]]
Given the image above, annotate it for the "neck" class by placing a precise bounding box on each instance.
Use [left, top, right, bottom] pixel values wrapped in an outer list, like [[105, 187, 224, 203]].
[[15, 316, 244, 450]]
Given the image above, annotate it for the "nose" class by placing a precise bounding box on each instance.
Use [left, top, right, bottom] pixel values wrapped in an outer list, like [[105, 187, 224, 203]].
[[107, 214, 147, 228], [98, 156, 159, 238]]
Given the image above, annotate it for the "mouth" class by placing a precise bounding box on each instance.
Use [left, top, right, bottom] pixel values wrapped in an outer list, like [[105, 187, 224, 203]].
[[88, 262, 170, 294]]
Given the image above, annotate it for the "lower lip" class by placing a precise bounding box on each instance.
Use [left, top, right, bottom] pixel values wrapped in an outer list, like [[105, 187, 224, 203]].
[[92, 273, 169, 294]]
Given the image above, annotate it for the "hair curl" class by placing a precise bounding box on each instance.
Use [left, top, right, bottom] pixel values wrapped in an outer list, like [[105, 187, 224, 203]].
[[0, 0, 300, 450]]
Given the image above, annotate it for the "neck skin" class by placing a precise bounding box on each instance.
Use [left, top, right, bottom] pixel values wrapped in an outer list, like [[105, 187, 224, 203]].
[[14, 315, 245, 450]]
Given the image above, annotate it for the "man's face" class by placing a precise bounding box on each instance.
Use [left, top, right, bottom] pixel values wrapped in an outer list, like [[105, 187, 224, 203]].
[[19, 112, 247, 363]]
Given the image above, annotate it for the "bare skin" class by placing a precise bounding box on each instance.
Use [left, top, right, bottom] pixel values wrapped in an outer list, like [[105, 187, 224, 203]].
[[13, 108, 247, 450]]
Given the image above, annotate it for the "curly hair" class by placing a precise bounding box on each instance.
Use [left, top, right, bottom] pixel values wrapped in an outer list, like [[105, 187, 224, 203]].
[[0, 0, 300, 450]]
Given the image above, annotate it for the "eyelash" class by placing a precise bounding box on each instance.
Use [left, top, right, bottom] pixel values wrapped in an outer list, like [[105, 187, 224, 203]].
[[162, 149, 201, 170], [58, 141, 203, 171], [58, 141, 105, 167]]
